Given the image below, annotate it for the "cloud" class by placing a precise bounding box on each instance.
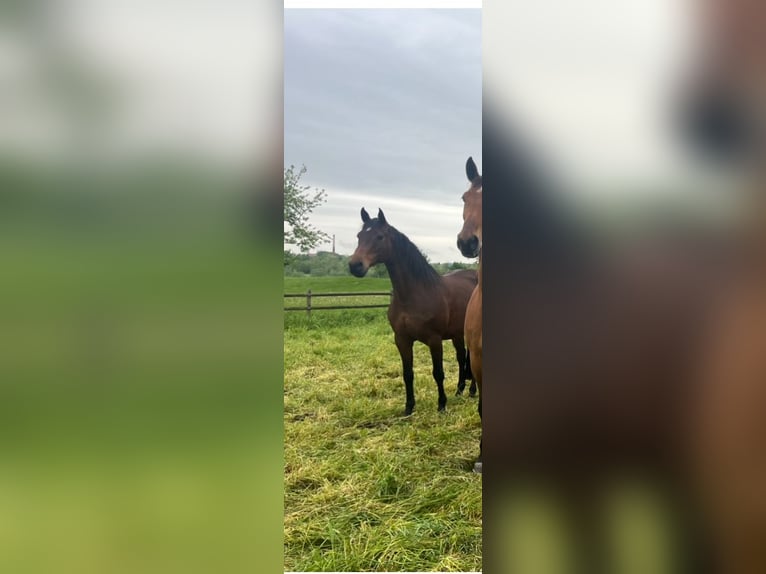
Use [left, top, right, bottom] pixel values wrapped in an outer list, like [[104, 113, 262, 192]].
[[284, 9, 482, 261], [309, 187, 469, 263]]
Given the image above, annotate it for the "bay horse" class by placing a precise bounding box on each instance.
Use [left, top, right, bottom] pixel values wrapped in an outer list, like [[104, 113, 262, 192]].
[[457, 157, 483, 474], [349, 208, 478, 415], [479, 2, 766, 567], [480, 112, 739, 573], [679, 2, 766, 572]]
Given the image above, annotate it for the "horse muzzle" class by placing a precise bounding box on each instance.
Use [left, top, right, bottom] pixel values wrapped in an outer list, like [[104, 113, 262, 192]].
[[457, 235, 480, 259], [349, 260, 368, 277], [679, 80, 761, 165]]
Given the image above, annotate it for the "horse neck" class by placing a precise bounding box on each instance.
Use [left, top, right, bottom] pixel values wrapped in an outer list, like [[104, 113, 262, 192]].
[[383, 242, 441, 304], [740, 175, 766, 262], [385, 260, 441, 304], [477, 250, 482, 289]]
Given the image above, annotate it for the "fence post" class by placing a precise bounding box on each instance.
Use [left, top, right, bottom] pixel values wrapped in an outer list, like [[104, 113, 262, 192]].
[[307, 289, 312, 318]]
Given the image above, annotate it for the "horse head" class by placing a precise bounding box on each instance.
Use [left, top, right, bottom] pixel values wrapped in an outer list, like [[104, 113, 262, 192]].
[[349, 207, 393, 277], [457, 157, 482, 259], [680, 0, 766, 165]]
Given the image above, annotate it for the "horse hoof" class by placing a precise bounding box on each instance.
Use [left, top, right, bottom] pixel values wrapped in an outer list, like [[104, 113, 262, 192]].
[[469, 390, 477, 398], [455, 388, 464, 397], [403, 407, 414, 417], [473, 461, 482, 474]]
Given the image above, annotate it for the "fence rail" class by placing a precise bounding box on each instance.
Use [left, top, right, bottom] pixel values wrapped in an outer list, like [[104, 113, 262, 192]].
[[284, 289, 393, 315]]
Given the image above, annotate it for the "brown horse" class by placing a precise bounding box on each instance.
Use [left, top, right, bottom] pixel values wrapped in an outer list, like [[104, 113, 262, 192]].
[[478, 3, 766, 566], [457, 157, 483, 474], [349, 208, 478, 415], [479, 112, 741, 573], [681, 2, 766, 572]]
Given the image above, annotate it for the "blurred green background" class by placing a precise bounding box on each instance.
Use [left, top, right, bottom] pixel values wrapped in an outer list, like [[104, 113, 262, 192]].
[[0, 1, 284, 570], [0, 162, 283, 573]]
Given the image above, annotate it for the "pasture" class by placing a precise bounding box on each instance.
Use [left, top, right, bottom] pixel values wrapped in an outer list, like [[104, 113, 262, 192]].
[[283, 276, 483, 572], [284, 275, 688, 573], [0, 178, 283, 573]]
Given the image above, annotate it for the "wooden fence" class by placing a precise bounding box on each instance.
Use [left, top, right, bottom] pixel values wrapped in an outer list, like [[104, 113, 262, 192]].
[[284, 290, 392, 316]]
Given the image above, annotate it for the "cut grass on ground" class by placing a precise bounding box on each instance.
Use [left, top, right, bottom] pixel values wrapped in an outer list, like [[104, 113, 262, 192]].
[[284, 276, 683, 573], [284, 291, 482, 572]]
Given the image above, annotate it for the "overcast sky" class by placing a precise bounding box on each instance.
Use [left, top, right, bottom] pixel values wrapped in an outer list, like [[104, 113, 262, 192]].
[[285, 9, 482, 262], [285, 3, 711, 262], [483, 0, 699, 191], [0, 0, 277, 167], [0, 2, 711, 262]]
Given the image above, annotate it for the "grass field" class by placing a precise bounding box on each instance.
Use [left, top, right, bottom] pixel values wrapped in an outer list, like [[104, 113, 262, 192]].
[[283, 275, 688, 573], [283, 275, 483, 572], [0, 209, 283, 573]]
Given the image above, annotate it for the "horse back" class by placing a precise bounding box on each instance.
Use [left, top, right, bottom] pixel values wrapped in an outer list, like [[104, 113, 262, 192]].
[[442, 268, 478, 296]]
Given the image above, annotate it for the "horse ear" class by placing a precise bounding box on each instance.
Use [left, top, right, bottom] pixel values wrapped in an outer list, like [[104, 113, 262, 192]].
[[466, 157, 479, 182], [377, 209, 387, 225], [361, 207, 370, 223]]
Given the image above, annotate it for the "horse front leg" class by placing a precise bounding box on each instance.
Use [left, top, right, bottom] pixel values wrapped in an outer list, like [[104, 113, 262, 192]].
[[395, 334, 415, 416], [429, 339, 447, 412], [475, 403, 482, 473], [453, 338, 468, 396]]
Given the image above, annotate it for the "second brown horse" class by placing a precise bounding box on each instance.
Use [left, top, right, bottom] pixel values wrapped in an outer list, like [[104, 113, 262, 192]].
[[350, 208, 478, 415], [457, 157, 483, 473]]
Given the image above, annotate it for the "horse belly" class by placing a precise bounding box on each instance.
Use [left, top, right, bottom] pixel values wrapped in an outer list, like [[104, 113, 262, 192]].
[[389, 310, 445, 343]]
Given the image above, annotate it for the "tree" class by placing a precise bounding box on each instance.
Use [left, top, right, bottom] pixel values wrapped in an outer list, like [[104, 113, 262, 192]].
[[284, 165, 329, 254]]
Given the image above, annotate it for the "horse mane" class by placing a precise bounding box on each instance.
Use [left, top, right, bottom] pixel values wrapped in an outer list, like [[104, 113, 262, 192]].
[[483, 110, 591, 268], [387, 225, 442, 287]]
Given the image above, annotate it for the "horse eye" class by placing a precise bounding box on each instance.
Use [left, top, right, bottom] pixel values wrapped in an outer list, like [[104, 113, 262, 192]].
[[376, 235, 384, 241]]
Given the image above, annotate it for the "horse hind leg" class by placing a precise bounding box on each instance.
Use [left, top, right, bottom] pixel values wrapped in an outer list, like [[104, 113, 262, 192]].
[[466, 348, 477, 397], [429, 340, 447, 411]]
